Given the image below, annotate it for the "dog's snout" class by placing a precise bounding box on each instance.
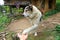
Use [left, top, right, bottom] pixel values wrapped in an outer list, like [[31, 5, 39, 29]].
[[22, 13, 28, 17]]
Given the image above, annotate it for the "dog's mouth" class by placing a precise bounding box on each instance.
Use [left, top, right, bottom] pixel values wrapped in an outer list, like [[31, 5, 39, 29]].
[[22, 12, 30, 17]]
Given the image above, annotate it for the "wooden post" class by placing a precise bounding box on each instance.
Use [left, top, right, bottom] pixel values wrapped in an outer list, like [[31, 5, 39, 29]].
[[52, 0, 56, 9], [44, 0, 49, 12]]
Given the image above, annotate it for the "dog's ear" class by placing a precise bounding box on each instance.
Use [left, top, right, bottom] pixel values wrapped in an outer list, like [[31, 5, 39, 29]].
[[29, 5, 33, 11]]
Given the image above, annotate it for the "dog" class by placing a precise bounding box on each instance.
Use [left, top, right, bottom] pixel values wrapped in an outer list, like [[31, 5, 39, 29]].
[[22, 4, 42, 36]]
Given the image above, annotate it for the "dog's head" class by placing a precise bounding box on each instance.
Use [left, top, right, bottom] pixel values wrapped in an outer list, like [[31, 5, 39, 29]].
[[22, 5, 33, 17]]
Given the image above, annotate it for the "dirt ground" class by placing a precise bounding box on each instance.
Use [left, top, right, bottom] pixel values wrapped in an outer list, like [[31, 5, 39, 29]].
[[7, 12, 60, 33]]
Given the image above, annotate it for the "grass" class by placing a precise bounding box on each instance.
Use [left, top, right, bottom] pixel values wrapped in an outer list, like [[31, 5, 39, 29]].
[[28, 30, 56, 40]]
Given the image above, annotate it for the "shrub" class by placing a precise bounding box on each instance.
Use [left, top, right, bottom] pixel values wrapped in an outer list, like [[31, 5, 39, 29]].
[[0, 12, 11, 32], [55, 25, 60, 33], [55, 25, 60, 40], [43, 9, 58, 19]]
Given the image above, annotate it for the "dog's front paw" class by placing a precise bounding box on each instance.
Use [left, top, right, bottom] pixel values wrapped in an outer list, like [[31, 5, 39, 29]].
[[34, 32, 37, 36]]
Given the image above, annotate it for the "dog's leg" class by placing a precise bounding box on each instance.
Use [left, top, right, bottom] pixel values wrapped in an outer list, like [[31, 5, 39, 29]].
[[22, 24, 38, 34], [34, 32, 38, 36]]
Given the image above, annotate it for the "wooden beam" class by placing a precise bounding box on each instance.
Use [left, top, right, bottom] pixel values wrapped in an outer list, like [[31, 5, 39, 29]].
[[44, 0, 49, 12]]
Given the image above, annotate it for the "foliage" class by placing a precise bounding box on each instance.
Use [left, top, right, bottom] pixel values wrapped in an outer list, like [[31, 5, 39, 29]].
[[56, 0, 60, 3], [55, 35, 60, 40], [55, 25, 60, 40], [55, 25, 60, 33], [12, 8, 23, 13], [3, 6, 10, 14], [0, 12, 11, 32], [56, 3, 60, 12], [43, 9, 58, 19]]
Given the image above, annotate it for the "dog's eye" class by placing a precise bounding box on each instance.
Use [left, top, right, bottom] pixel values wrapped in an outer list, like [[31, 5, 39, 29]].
[[26, 9, 29, 12]]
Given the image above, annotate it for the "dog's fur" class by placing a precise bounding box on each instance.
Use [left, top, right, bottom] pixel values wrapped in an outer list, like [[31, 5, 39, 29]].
[[22, 5, 42, 35]]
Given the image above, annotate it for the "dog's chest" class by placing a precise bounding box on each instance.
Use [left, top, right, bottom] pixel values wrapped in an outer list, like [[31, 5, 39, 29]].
[[28, 13, 40, 24]]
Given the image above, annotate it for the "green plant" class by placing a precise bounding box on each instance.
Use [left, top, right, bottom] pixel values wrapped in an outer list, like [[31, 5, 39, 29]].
[[55, 36, 60, 40], [0, 12, 11, 32], [12, 7, 23, 14], [56, 3, 60, 12], [43, 9, 58, 19], [55, 25, 60, 40], [55, 25, 60, 33]]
